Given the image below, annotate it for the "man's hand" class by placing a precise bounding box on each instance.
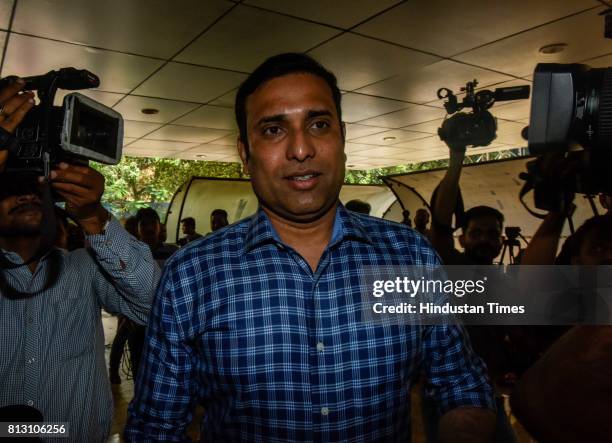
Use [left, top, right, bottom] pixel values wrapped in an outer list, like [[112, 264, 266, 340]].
[[42, 162, 109, 235], [0, 78, 35, 171]]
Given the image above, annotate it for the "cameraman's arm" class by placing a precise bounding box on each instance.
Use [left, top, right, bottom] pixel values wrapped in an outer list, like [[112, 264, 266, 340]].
[[520, 212, 566, 265], [430, 147, 466, 262], [49, 163, 160, 324], [0, 79, 35, 171]]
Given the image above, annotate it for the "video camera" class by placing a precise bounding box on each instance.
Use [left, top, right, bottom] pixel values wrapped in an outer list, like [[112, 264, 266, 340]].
[[437, 80, 530, 148], [0, 67, 123, 180], [520, 63, 612, 213]]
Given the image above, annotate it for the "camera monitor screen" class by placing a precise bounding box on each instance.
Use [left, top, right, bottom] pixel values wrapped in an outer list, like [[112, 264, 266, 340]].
[[61, 93, 123, 164]]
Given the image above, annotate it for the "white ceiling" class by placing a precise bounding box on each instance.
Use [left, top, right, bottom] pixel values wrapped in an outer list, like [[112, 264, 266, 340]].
[[1, 0, 610, 169]]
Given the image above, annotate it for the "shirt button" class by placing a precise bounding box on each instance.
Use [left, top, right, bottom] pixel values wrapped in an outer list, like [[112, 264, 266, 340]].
[[321, 407, 329, 416], [316, 342, 325, 352], [27, 400, 33, 406], [27, 317, 34, 324]]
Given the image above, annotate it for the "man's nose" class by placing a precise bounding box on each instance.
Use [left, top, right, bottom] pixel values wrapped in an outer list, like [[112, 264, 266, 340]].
[[287, 129, 315, 161]]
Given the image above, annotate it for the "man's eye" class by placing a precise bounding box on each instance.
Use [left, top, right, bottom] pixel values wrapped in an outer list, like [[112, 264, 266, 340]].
[[311, 120, 330, 130], [263, 126, 283, 136]]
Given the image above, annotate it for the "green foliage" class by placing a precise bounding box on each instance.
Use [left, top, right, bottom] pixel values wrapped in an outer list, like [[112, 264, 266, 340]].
[[94, 148, 525, 217]]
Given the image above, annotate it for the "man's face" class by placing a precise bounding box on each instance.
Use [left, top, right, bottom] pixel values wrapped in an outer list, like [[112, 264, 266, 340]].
[[415, 209, 430, 228], [0, 193, 43, 238], [210, 214, 228, 232], [459, 216, 503, 264], [138, 218, 160, 247], [181, 222, 193, 235], [238, 73, 345, 223], [574, 228, 612, 265]]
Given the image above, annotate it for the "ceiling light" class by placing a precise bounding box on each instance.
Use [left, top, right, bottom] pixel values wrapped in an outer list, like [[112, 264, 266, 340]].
[[196, 154, 206, 158], [539, 43, 567, 54], [141, 108, 159, 115], [347, 164, 355, 168], [383, 136, 396, 141]]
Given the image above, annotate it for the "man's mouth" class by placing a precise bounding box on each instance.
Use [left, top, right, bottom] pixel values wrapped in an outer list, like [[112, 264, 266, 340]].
[[285, 171, 321, 181], [10, 203, 42, 215], [284, 171, 322, 190]]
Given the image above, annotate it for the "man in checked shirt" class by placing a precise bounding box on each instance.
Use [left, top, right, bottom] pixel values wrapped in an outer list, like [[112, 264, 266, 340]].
[[126, 53, 495, 442], [0, 78, 160, 442]]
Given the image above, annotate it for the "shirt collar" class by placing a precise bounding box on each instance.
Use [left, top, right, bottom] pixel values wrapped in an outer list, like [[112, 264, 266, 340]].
[[243, 203, 372, 254]]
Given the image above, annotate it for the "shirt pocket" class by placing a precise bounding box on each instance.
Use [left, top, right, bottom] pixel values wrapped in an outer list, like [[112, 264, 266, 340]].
[[51, 290, 96, 360]]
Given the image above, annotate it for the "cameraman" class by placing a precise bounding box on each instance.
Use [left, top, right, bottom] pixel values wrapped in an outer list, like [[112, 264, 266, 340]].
[[430, 146, 504, 265], [0, 79, 160, 442]]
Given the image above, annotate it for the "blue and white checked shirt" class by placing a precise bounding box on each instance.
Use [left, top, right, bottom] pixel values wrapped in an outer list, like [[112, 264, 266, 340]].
[[0, 217, 160, 443], [126, 205, 494, 442]]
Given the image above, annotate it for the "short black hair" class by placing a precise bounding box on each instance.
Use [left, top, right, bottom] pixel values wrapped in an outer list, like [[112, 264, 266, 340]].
[[460, 205, 504, 232], [211, 209, 228, 218], [235, 52, 343, 154], [136, 207, 160, 224], [181, 217, 196, 228]]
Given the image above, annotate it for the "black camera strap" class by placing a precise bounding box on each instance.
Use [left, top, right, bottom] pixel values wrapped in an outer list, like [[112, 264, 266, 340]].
[[0, 180, 60, 299]]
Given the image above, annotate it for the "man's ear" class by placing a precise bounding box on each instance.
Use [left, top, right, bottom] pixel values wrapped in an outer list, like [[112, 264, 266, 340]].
[[237, 137, 250, 175]]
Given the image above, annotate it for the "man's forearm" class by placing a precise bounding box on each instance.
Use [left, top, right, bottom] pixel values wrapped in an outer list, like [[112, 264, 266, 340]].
[[438, 406, 496, 443], [520, 212, 566, 265], [432, 148, 466, 227]]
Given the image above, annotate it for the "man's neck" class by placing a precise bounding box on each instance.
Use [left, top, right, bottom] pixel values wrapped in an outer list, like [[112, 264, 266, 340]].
[[263, 204, 337, 272], [0, 235, 43, 273]]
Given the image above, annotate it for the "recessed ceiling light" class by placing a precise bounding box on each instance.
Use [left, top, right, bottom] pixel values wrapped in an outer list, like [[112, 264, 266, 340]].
[[539, 43, 567, 54], [141, 108, 159, 115], [383, 136, 396, 141], [196, 154, 206, 158], [347, 164, 355, 168]]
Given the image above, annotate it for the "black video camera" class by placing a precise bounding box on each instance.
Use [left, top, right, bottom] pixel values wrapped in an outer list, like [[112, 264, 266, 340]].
[[0, 68, 123, 181], [521, 63, 612, 213], [437, 80, 530, 148]]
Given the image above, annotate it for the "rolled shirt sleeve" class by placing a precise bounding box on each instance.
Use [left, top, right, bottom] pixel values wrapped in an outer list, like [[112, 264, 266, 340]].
[[86, 216, 161, 325], [421, 323, 496, 417]]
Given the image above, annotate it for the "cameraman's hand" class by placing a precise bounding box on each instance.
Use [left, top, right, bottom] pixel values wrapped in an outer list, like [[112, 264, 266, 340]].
[[43, 162, 109, 235], [0, 78, 35, 171]]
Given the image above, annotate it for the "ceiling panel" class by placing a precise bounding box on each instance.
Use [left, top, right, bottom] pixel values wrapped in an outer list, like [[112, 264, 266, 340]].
[[146, 125, 232, 143], [581, 52, 612, 68], [133, 62, 246, 103], [495, 120, 529, 146], [356, 59, 514, 104], [341, 93, 408, 122], [358, 104, 446, 128], [350, 129, 431, 146], [0, 31, 7, 66], [344, 123, 387, 140], [113, 95, 200, 124], [11, 0, 233, 59], [456, 7, 608, 78], [174, 5, 339, 72], [492, 100, 531, 122], [128, 138, 200, 152], [309, 33, 440, 91], [208, 88, 237, 108], [244, 0, 399, 29], [173, 105, 237, 130], [0, 1, 12, 30], [345, 143, 378, 154], [208, 133, 239, 147], [1, 34, 163, 92], [123, 120, 163, 139], [354, 0, 598, 57], [402, 118, 444, 134], [391, 135, 448, 151]]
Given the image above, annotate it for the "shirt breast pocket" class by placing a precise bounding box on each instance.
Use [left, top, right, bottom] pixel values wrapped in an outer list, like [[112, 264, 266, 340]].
[[51, 290, 96, 360]]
